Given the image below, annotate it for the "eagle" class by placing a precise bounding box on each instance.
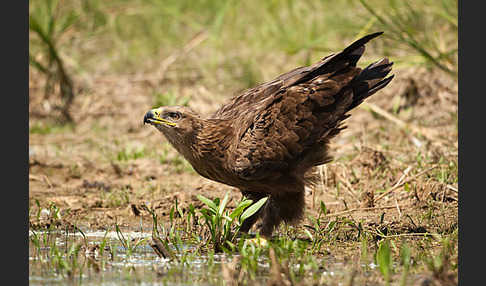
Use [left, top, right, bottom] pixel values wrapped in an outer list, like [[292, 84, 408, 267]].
[[144, 32, 394, 238]]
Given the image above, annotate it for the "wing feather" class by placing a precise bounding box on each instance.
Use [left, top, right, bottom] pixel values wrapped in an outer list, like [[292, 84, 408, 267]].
[[220, 32, 393, 181]]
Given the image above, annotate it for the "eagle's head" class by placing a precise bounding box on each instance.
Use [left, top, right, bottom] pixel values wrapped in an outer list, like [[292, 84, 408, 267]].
[[143, 106, 201, 147]]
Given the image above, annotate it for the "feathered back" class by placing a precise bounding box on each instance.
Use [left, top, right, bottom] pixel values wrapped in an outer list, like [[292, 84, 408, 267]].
[[219, 32, 394, 186]]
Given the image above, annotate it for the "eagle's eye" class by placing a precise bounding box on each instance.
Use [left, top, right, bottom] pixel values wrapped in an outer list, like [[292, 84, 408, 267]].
[[167, 111, 182, 121]]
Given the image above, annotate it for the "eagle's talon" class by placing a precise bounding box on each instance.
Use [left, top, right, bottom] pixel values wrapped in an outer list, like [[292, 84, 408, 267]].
[[245, 237, 269, 247]]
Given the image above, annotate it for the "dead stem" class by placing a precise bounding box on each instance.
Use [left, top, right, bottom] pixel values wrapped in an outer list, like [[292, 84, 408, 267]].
[[326, 204, 412, 218], [374, 165, 438, 202], [369, 231, 439, 239], [395, 198, 402, 220], [335, 166, 360, 204], [393, 166, 413, 189], [446, 185, 458, 193]]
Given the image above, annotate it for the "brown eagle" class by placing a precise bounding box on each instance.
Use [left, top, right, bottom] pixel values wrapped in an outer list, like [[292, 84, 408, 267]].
[[144, 32, 393, 238]]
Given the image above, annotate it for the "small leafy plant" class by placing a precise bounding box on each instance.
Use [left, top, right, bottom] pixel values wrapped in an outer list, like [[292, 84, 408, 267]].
[[197, 192, 268, 252], [114, 224, 147, 257]]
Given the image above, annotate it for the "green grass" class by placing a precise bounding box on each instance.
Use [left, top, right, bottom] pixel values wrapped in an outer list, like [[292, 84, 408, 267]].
[[359, 0, 457, 76], [115, 223, 148, 257], [29, 122, 75, 135], [30, 0, 457, 119], [376, 239, 392, 285], [116, 148, 146, 161]]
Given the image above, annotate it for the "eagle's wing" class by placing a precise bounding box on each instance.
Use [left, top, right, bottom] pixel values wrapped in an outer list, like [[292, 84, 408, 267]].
[[222, 32, 393, 181]]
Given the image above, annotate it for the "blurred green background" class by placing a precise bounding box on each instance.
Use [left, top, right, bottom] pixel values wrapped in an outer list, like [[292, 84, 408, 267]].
[[29, 0, 457, 122]]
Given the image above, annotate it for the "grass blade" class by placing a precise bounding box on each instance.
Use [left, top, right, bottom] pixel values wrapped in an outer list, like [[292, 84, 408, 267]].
[[197, 194, 218, 213], [240, 197, 268, 222], [230, 199, 253, 220], [376, 239, 392, 285], [218, 192, 230, 216]]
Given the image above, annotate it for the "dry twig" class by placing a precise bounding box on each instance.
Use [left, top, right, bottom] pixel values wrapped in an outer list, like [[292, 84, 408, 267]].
[[326, 204, 411, 218], [335, 166, 360, 204], [374, 165, 438, 202]]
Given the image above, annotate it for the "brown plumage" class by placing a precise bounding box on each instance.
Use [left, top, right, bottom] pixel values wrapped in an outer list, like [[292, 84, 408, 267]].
[[144, 32, 394, 238]]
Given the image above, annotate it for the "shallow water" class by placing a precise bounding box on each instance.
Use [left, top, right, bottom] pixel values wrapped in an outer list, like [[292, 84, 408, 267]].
[[29, 229, 255, 285], [29, 229, 368, 285]]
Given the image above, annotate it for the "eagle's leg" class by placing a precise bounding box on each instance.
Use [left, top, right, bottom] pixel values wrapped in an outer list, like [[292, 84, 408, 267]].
[[259, 189, 306, 238], [239, 190, 267, 233]]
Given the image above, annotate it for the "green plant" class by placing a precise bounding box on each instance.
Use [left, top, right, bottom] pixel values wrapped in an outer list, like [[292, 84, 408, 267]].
[[399, 242, 411, 286], [361, 232, 370, 265], [115, 224, 147, 257], [98, 228, 110, 265], [29, 0, 79, 122], [116, 146, 147, 161], [238, 239, 267, 280], [143, 203, 179, 260], [376, 239, 393, 285], [359, 0, 457, 76], [197, 192, 268, 252], [304, 201, 329, 253], [425, 234, 457, 278]]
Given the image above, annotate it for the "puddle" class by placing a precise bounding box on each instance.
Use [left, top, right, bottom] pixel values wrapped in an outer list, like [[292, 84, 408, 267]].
[[29, 229, 254, 285]]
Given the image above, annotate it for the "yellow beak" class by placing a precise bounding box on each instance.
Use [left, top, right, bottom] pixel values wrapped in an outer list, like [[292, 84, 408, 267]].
[[143, 108, 176, 126]]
